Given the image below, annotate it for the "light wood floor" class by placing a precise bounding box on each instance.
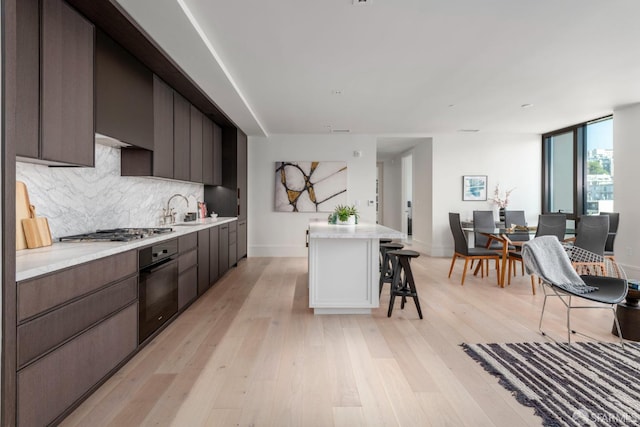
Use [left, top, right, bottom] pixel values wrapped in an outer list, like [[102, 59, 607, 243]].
[[61, 253, 621, 427]]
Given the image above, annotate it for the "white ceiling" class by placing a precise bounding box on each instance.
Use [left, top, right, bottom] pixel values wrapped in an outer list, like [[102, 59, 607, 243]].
[[116, 0, 640, 141]]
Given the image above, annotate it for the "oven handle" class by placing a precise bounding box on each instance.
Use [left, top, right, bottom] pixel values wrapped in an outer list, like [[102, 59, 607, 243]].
[[140, 256, 177, 274]]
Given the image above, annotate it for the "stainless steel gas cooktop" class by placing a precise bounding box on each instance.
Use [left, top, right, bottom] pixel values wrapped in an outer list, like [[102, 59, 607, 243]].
[[59, 228, 173, 242]]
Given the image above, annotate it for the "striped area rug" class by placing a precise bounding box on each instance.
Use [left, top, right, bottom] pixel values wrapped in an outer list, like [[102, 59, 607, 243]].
[[462, 342, 640, 426]]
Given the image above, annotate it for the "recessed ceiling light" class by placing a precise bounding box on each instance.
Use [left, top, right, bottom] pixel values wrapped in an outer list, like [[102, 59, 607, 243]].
[[448, 104, 455, 108], [352, 0, 371, 6], [521, 103, 533, 108], [331, 90, 343, 95], [458, 129, 480, 133]]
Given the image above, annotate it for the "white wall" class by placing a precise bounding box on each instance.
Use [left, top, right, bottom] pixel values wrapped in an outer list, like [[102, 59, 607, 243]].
[[612, 104, 640, 277], [248, 134, 377, 257], [430, 132, 541, 257]]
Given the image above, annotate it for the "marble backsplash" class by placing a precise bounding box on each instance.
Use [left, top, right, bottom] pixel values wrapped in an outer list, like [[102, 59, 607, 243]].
[[16, 143, 205, 239]]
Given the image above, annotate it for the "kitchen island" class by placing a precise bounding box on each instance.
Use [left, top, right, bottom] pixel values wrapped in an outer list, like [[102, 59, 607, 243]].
[[307, 221, 405, 314]]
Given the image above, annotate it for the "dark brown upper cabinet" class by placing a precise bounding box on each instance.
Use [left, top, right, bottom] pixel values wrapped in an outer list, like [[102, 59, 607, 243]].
[[40, 0, 95, 166], [173, 92, 190, 182], [213, 121, 223, 186], [95, 30, 153, 150], [152, 75, 174, 179], [202, 117, 222, 186], [205, 128, 247, 219], [122, 75, 223, 185], [15, 0, 40, 159], [189, 106, 203, 183], [16, 0, 95, 166], [237, 131, 247, 221]]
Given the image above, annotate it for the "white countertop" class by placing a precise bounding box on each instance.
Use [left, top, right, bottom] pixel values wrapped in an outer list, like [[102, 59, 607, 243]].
[[308, 222, 405, 239], [16, 217, 237, 282]]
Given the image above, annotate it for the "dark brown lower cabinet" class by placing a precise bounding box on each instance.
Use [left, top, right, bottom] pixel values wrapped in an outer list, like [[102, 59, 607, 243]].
[[197, 229, 210, 294], [218, 223, 229, 277], [14, 223, 236, 425], [178, 233, 198, 310], [229, 220, 237, 267], [178, 266, 198, 310], [238, 220, 247, 260], [17, 303, 137, 426], [15, 251, 138, 426], [17, 276, 137, 368], [209, 226, 219, 283]]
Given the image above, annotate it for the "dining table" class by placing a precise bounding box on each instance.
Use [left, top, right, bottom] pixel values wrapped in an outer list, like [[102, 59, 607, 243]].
[[472, 227, 532, 287], [462, 226, 578, 287], [462, 226, 576, 288]]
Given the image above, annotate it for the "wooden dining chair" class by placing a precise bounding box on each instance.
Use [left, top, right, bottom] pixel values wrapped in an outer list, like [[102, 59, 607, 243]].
[[448, 213, 501, 285]]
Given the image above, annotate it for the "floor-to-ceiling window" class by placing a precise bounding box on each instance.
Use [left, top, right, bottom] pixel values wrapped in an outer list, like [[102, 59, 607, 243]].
[[542, 116, 614, 219]]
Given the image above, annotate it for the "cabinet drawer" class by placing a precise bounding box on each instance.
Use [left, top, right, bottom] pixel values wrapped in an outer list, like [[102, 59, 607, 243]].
[[178, 248, 198, 274], [17, 304, 137, 427], [17, 276, 137, 368], [178, 232, 198, 252], [18, 250, 137, 321]]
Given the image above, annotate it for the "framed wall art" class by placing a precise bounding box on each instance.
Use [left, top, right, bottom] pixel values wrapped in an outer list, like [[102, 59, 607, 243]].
[[275, 161, 347, 212], [462, 175, 487, 201]]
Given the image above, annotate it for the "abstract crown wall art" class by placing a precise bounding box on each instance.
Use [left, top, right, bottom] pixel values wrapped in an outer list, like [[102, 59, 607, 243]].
[[275, 161, 347, 212]]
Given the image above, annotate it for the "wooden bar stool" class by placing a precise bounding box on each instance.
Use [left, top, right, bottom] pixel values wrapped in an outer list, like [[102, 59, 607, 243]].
[[386, 249, 423, 319], [379, 242, 404, 295], [379, 239, 393, 270]]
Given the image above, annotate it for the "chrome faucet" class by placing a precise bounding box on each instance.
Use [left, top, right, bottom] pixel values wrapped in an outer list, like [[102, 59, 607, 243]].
[[162, 193, 189, 224]]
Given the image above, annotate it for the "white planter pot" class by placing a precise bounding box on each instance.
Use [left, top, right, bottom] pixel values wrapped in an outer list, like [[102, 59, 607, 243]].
[[337, 215, 356, 225]]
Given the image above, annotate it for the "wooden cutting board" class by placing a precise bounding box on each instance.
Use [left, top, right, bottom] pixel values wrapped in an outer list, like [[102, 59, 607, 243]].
[[22, 205, 53, 249], [16, 181, 31, 250]]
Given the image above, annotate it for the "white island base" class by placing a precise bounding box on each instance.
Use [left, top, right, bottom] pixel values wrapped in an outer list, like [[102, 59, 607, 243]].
[[308, 222, 405, 315]]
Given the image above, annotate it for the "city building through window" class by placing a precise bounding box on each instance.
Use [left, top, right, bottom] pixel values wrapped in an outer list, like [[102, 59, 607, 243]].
[[542, 116, 613, 220]]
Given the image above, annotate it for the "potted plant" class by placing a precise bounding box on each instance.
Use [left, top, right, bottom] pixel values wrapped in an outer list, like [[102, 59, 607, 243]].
[[332, 204, 359, 225]]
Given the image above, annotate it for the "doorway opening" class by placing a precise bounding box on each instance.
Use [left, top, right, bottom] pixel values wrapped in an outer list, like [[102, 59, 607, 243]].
[[376, 162, 383, 224], [401, 154, 413, 237]]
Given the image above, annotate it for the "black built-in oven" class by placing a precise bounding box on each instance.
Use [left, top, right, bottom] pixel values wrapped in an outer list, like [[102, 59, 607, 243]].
[[138, 239, 178, 343]]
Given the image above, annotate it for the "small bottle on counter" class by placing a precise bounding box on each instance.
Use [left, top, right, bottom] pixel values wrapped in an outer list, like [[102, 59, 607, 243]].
[[198, 202, 207, 219]]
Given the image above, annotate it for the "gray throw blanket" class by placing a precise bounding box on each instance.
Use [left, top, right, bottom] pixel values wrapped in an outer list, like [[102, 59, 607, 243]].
[[521, 236, 598, 294]]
